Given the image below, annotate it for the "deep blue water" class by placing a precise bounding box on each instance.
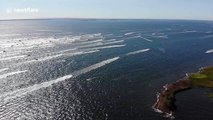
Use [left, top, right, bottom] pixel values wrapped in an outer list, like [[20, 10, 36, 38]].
[[0, 19, 213, 120]]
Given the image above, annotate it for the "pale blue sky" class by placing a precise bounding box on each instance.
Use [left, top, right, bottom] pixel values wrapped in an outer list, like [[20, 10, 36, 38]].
[[0, 0, 213, 20]]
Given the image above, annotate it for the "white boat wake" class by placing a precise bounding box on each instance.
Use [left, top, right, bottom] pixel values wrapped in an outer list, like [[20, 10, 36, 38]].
[[126, 49, 150, 56], [206, 49, 213, 54], [0, 57, 120, 102]]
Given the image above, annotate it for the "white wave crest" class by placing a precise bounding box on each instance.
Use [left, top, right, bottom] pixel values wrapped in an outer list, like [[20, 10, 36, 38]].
[[22, 54, 63, 64], [73, 57, 120, 76], [0, 68, 9, 73], [0, 75, 73, 102], [89, 44, 126, 50], [139, 36, 153, 42], [124, 32, 134, 36], [0, 57, 119, 102], [206, 49, 213, 54], [126, 49, 150, 56], [0, 55, 27, 61], [0, 70, 28, 79], [103, 40, 124, 45]]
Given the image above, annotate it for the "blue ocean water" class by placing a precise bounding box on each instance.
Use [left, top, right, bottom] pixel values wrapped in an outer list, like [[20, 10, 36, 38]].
[[0, 19, 213, 120]]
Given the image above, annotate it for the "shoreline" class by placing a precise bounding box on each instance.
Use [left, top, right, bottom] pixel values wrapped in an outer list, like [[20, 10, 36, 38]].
[[153, 66, 213, 118]]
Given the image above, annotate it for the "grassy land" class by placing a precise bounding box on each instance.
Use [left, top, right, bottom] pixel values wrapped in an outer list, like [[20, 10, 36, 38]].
[[207, 93, 213, 100], [189, 67, 213, 88]]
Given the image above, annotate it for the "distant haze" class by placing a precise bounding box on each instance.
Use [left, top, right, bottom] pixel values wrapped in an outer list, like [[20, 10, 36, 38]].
[[0, 0, 213, 20]]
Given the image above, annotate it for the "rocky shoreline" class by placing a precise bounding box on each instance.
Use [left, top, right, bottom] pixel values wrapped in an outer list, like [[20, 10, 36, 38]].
[[153, 66, 213, 118]]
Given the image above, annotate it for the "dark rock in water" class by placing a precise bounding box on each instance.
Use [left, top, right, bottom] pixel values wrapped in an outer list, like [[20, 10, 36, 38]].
[[153, 79, 191, 117]]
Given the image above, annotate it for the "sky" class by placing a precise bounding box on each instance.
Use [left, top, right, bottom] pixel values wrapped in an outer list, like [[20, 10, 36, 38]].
[[0, 0, 213, 20]]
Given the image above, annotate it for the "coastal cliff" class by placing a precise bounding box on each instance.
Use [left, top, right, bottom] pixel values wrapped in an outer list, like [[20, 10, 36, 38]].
[[153, 66, 213, 118]]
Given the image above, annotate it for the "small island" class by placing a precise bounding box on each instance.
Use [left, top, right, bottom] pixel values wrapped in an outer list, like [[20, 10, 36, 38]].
[[153, 66, 213, 118]]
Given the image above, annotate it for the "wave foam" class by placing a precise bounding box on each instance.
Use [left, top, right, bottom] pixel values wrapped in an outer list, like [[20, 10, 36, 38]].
[[0, 57, 119, 102], [0, 68, 9, 73], [0, 70, 28, 79], [73, 57, 120, 76], [0, 55, 27, 61], [126, 49, 150, 56], [22, 54, 63, 64], [124, 32, 134, 36], [0, 75, 73, 102], [89, 44, 126, 50], [140, 36, 153, 42], [206, 49, 213, 54]]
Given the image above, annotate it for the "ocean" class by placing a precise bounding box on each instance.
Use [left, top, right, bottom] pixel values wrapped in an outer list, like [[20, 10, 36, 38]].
[[0, 19, 213, 120]]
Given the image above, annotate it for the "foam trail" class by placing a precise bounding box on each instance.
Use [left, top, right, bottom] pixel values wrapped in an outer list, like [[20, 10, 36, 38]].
[[0, 70, 28, 79], [104, 39, 116, 42], [89, 44, 125, 50], [73, 57, 120, 77], [124, 32, 134, 36], [79, 39, 103, 44], [21, 50, 99, 65], [126, 49, 150, 56], [58, 48, 77, 53], [0, 68, 9, 73], [125, 35, 141, 40], [64, 50, 99, 57], [22, 54, 63, 64], [0, 55, 26, 61], [206, 49, 213, 54], [140, 36, 153, 42], [0, 57, 119, 102], [103, 40, 124, 45], [0, 75, 73, 102]]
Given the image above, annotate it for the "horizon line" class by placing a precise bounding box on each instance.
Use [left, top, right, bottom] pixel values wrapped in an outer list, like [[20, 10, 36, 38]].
[[0, 17, 213, 22]]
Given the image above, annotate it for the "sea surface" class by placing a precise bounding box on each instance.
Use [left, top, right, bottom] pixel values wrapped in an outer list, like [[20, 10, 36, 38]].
[[0, 19, 213, 120]]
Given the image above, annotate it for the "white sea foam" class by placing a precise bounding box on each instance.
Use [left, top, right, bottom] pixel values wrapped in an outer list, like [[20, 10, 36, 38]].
[[103, 40, 124, 45], [64, 50, 99, 57], [22, 54, 63, 64], [73, 57, 120, 76], [78, 39, 103, 44], [0, 57, 119, 102], [0, 33, 21, 37], [126, 49, 150, 56], [200, 35, 213, 39], [89, 44, 126, 50], [139, 36, 153, 42], [124, 32, 134, 36], [0, 68, 9, 73], [206, 49, 213, 54], [21, 50, 99, 65], [0, 55, 27, 61], [125, 35, 141, 40], [104, 39, 116, 42], [176, 30, 197, 34], [58, 48, 77, 53], [152, 35, 168, 39], [0, 70, 28, 79], [78, 42, 104, 49], [1, 52, 24, 58], [0, 75, 73, 102]]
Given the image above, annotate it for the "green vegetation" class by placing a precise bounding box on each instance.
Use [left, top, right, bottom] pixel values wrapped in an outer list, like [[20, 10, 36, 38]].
[[189, 67, 213, 88], [190, 74, 208, 79], [208, 93, 213, 100]]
